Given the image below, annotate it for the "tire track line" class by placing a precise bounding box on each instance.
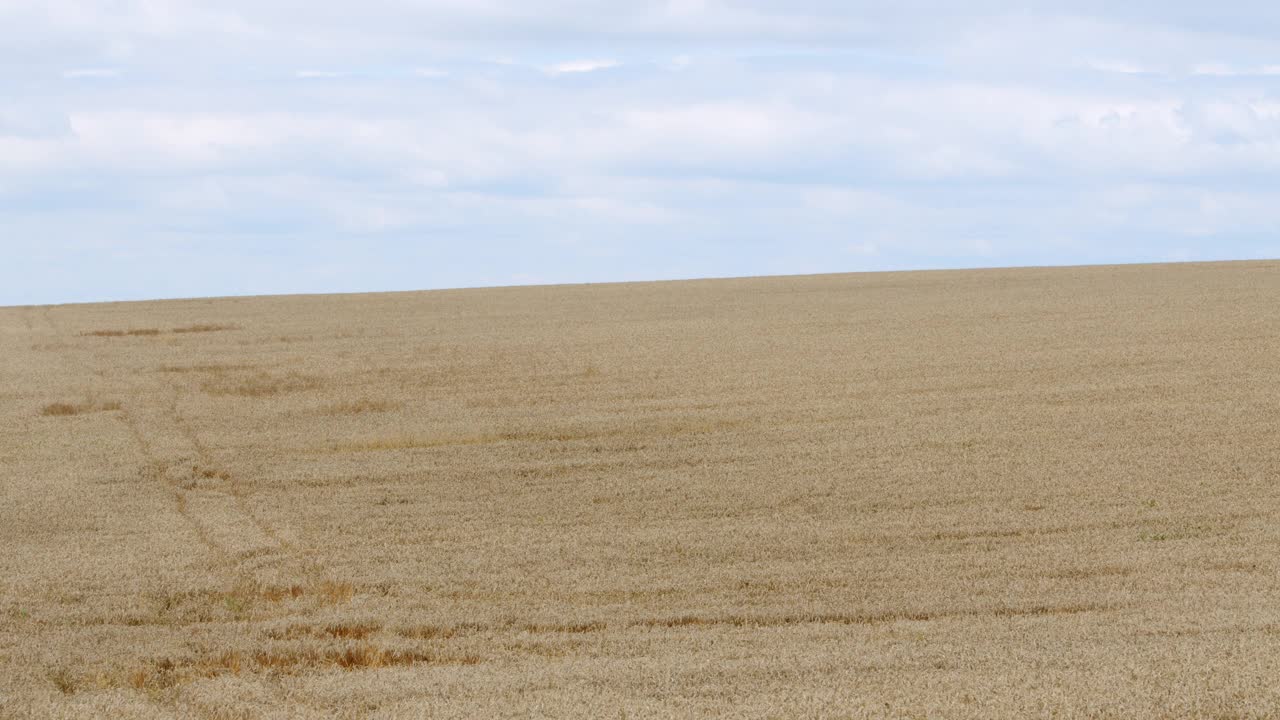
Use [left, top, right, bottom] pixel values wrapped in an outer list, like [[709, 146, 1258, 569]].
[[41, 306, 278, 563], [164, 385, 291, 553], [117, 405, 230, 559], [36, 307, 353, 717], [125, 392, 283, 563], [41, 306, 230, 559]]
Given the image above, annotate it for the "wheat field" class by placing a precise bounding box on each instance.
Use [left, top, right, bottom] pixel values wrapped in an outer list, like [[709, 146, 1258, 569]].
[[2, 261, 1279, 719]]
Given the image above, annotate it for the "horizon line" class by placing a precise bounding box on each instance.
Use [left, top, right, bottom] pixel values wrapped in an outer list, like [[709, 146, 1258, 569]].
[[7, 256, 1277, 310]]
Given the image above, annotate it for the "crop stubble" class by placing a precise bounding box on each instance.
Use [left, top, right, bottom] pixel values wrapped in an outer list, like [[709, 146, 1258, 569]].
[[2, 261, 1279, 718]]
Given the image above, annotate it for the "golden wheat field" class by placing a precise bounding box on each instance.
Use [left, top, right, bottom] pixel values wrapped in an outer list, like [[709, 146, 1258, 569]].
[[2, 260, 1280, 719]]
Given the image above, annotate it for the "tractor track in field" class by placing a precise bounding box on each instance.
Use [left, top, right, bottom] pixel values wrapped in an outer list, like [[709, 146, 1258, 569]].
[[38, 306, 289, 566], [27, 307, 359, 715]]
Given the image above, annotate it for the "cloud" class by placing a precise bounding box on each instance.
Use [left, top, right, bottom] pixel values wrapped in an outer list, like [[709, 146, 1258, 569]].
[[295, 70, 348, 79], [545, 59, 619, 74], [1191, 63, 1280, 77], [4, 2, 1280, 304], [1083, 60, 1151, 75]]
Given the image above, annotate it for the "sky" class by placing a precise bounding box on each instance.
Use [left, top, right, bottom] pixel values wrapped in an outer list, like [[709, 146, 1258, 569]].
[[3, 1, 1280, 305]]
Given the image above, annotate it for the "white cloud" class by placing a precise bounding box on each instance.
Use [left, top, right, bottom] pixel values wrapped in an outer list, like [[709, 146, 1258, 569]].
[[545, 59, 618, 74], [1191, 63, 1280, 77], [1193, 63, 1236, 76], [295, 70, 348, 79], [1083, 60, 1151, 75]]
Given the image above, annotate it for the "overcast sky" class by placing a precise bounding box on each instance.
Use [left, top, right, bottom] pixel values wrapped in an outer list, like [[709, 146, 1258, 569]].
[[4, 2, 1279, 305]]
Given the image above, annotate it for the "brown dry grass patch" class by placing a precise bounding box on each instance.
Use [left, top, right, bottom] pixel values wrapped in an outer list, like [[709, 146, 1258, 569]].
[[149, 580, 356, 624], [629, 603, 1118, 631], [171, 323, 238, 334], [39, 400, 122, 417], [83, 324, 237, 338], [324, 622, 382, 640], [258, 585, 307, 603], [110, 645, 483, 692], [266, 621, 382, 640], [82, 328, 161, 337], [397, 622, 488, 640], [47, 667, 77, 695]]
